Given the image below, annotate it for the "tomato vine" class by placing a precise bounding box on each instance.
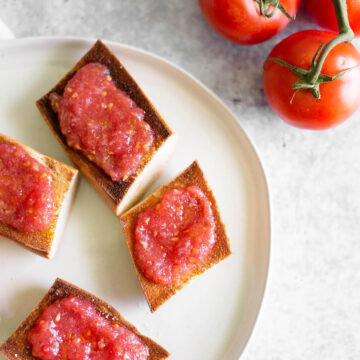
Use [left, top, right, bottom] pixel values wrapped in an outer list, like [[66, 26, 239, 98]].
[[254, 0, 294, 20], [267, 0, 355, 99]]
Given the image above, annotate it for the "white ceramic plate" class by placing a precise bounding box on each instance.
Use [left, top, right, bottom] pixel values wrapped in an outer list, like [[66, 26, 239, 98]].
[[0, 37, 270, 360]]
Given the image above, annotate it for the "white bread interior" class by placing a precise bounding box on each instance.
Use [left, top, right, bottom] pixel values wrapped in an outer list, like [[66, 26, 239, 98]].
[[48, 171, 79, 259], [116, 133, 177, 215]]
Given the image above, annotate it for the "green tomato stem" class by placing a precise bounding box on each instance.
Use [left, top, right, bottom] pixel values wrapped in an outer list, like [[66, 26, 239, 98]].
[[332, 0, 353, 34], [266, 0, 355, 100], [254, 0, 295, 20], [308, 0, 354, 84]]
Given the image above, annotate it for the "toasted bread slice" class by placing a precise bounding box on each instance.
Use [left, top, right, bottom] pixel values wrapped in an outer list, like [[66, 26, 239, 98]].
[[0, 278, 169, 360], [0, 134, 79, 259], [120, 161, 231, 312], [36, 40, 176, 216]]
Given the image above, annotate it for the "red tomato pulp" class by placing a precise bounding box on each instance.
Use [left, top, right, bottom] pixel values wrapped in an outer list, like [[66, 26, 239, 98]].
[[134, 186, 216, 285], [51, 63, 154, 182], [0, 143, 54, 232], [28, 296, 149, 360]]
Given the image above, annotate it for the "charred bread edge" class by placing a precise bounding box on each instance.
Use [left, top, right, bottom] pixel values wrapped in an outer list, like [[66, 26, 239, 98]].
[[0, 134, 79, 259], [120, 160, 232, 312], [36, 39, 175, 215], [0, 278, 170, 360]]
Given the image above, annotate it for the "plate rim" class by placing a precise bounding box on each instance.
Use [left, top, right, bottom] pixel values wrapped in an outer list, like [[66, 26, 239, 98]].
[[0, 35, 272, 360]]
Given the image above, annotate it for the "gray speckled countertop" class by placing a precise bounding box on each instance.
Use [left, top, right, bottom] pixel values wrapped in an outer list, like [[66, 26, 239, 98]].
[[0, 1, 359, 359]]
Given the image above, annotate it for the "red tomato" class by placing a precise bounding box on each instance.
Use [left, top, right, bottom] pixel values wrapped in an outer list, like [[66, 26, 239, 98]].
[[198, 0, 301, 45], [305, 0, 360, 37], [263, 30, 360, 129]]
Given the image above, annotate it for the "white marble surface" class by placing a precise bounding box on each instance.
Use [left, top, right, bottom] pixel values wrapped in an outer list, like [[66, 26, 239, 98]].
[[0, 1, 359, 359]]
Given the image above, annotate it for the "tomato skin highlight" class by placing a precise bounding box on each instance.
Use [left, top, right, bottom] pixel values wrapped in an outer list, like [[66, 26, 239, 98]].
[[263, 30, 360, 130], [305, 0, 360, 37], [198, 0, 301, 45]]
